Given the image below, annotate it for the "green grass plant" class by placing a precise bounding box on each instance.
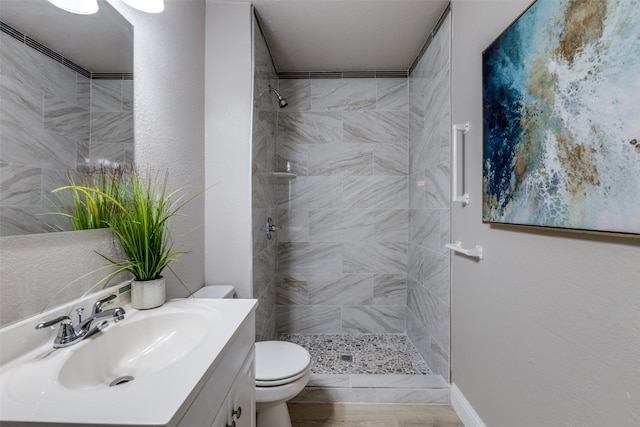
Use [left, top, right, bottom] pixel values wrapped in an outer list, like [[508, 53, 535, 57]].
[[51, 166, 128, 231], [53, 168, 190, 282]]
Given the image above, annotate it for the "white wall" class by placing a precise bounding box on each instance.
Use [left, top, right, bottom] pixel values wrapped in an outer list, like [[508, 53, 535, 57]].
[[105, 0, 206, 299], [0, 0, 207, 326], [204, 1, 254, 298], [450, 2, 640, 426]]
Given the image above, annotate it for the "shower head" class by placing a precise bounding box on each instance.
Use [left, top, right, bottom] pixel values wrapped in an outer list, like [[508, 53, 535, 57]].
[[268, 85, 288, 108]]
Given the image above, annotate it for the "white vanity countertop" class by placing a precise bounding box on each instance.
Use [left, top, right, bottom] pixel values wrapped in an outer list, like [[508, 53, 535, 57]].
[[0, 298, 257, 426]]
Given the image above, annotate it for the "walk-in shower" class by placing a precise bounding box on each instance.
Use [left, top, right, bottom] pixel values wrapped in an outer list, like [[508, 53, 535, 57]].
[[251, 8, 452, 404]]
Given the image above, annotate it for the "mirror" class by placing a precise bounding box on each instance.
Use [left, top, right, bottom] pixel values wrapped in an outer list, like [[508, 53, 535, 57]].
[[0, 0, 134, 236]]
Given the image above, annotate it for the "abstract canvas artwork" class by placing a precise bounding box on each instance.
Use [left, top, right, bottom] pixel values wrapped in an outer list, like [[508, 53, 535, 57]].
[[482, 0, 640, 236]]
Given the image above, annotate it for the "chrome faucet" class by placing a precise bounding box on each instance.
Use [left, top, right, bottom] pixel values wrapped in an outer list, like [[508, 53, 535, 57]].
[[36, 294, 125, 348]]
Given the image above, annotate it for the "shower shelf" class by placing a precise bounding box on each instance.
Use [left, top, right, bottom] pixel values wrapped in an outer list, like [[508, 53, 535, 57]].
[[272, 172, 297, 179], [445, 241, 483, 260]]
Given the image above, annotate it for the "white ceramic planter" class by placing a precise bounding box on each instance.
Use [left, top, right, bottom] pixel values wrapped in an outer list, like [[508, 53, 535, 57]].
[[131, 277, 166, 309]]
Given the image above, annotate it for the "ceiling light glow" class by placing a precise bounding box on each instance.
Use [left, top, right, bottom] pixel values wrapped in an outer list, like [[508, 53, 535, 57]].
[[47, 0, 98, 15], [122, 0, 165, 14]]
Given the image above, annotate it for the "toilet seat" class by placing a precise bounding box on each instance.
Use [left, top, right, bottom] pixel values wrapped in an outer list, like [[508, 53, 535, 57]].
[[255, 341, 310, 386], [255, 369, 309, 387]]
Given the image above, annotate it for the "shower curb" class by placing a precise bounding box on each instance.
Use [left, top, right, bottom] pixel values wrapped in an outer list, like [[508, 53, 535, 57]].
[[292, 386, 450, 404]]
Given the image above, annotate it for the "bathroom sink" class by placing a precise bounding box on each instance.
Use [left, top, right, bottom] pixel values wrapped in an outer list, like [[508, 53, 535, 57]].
[[0, 297, 258, 426], [58, 310, 209, 390]]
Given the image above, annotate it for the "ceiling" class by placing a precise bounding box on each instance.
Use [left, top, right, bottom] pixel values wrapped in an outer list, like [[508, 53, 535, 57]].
[[252, 0, 449, 72], [0, 0, 448, 74], [0, 0, 133, 73]]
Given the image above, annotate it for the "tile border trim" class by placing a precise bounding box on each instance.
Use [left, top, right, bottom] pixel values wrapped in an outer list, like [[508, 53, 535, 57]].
[[279, 70, 408, 79], [0, 20, 132, 80]]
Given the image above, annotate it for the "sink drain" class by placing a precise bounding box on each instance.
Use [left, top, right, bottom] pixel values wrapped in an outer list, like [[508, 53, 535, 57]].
[[110, 376, 134, 387]]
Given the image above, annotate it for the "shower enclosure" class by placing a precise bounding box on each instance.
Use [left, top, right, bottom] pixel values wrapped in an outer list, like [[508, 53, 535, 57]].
[[251, 9, 452, 403]]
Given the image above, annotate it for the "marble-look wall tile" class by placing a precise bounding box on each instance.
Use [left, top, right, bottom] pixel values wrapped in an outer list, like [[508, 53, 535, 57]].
[[0, 163, 41, 206], [278, 112, 343, 145], [252, 18, 279, 341], [278, 176, 342, 209], [0, 33, 77, 105], [122, 80, 134, 112], [343, 241, 407, 274], [343, 111, 408, 144], [278, 242, 343, 274], [44, 94, 89, 142], [1, 35, 131, 236], [0, 76, 42, 128], [277, 208, 309, 242], [253, 173, 277, 209], [278, 79, 311, 111], [409, 208, 441, 251], [373, 142, 409, 176], [0, 205, 49, 235], [277, 274, 309, 305], [1, 120, 77, 169], [377, 78, 408, 111], [407, 278, 449, 351], [276, 305, 342, 333], [252, 208, 275, 253], [311, 78, 376, 111], [90, 142, 126, 166], [90, 112, 134, 145], [91, 80, 122, 112], [253, 242, 277, 297], [373, 274, 407, 305], [308, 273, 373, 305], [308, 208, 374, 242], [343, 176, 408, 209], [342, 305, 405, 333], [307, 144, 373, 176], [406, 14, 451, 380], [77, 77, 91, 110], [276, 138, 309, 176], [406, 307, 450, 380], [374, 209, 409, 242], [423, 162, 450, 209], [275, 76, 414, 338]]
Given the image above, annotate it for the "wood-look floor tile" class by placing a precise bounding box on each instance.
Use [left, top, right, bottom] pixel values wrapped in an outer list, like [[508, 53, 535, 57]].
[[288, 403, 464, 427]]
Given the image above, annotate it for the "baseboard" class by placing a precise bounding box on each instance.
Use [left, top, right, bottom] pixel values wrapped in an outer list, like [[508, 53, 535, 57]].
[[450, 383, 487, 427]]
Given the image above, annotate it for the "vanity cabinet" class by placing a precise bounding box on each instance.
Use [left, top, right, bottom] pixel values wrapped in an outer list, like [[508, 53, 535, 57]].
[[212, 352, 255, 427], [176, 310, 256, 427]]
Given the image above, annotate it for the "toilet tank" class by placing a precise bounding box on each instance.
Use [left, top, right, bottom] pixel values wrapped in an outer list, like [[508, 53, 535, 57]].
[[190, 285, 237, 299]]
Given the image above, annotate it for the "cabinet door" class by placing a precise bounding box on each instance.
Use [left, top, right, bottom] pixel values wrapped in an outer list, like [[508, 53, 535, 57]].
[[227, 352, 255, 427], [210, 397, 230, 427]]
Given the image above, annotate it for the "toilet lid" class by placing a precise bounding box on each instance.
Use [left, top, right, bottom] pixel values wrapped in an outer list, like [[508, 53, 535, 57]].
[[255, 341, 310, 381]]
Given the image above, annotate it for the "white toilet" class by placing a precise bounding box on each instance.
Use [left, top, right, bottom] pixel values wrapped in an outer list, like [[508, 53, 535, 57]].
[[190, 285, 311, 427]]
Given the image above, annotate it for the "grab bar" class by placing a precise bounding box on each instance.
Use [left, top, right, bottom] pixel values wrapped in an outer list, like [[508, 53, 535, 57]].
[[452, 122, 470, 205], [445, 241, 483, 260]]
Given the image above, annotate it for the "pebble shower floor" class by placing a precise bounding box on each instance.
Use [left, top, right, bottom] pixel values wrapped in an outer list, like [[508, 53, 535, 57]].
[[277, 333, 431, 375]]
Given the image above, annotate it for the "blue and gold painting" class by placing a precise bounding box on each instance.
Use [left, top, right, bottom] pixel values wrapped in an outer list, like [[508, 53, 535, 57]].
[[482, 0, 640, 235]]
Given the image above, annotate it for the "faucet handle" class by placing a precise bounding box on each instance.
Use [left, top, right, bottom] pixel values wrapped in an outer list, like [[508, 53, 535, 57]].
[[36, 316, 79, 348], [35, 315, 71, 330], [93, 294, 117, 315]]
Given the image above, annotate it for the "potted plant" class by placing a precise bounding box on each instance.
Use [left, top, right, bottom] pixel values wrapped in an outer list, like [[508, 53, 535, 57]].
[[47, 165, 128, 231], [53, 168, 190, 309]]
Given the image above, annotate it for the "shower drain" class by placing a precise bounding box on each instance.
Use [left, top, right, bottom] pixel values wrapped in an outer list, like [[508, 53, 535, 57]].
[[340, 354, 353, 362], [110, 376, 134, 387]]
